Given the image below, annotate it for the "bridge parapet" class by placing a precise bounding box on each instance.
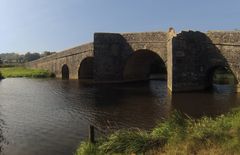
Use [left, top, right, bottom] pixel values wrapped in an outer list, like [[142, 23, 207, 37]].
[[121, 31, 167, 43], [207, 31, 240, 45], [26, 42, 94, 79], [26, 43, 93, 65]]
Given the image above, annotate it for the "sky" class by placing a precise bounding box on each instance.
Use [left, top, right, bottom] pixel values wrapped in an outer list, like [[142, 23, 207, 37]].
[[0, 0, 240, 53]]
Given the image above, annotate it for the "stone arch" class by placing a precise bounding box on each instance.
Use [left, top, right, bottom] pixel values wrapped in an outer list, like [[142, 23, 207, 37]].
[[62, 64, 69, 79], [123, 49, 167, 81], [205, 65, 237, 89], [78, 57, 94, 79]]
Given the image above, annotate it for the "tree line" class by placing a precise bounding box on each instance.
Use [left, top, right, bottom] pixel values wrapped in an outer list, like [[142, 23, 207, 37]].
[[0, 51, 56, 64]]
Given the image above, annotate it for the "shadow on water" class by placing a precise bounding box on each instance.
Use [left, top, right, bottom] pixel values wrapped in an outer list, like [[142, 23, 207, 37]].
[[76, 80, 172, 131], [171, 85, 240, 118], [75, 79, 240, 130]]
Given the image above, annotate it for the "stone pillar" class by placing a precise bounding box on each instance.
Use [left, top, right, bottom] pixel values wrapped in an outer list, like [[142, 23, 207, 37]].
[[235, 84, 240, 93], [169, 31, 209, 92], [167, 28, 176, 92], [93, 33, 132, 82]]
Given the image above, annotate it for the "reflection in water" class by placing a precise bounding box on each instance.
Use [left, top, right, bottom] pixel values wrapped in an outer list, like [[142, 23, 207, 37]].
[[0, 80, 5, 153], [0, 103, 6, 154], [90, 81, 171, 131], [0, 117, 4, 153], [0, 78, 239, 155], [172, 89, 240, 118]]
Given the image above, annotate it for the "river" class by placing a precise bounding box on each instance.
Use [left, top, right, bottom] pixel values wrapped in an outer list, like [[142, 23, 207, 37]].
[[0, 78, 239, 155]]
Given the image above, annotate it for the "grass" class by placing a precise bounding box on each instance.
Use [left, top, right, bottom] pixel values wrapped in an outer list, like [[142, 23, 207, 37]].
[[76, 108, 240, 155], [0, 67, 52, 78]]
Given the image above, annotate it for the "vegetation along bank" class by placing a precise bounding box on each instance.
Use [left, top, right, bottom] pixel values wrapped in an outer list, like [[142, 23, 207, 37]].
[[0, 67, 53, 78], [76, 108, 240, 155]]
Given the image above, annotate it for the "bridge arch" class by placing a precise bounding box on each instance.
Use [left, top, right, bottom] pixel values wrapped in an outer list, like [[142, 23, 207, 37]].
[[78, 57, 94, 79], [205, 65, 237, 89], [62, 64, 69, 79], [123, 49, 167, 81]]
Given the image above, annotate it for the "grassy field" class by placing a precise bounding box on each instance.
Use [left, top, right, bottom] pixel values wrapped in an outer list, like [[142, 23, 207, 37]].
[[76, 108, 240, 155], [0, 67, 52, 78]]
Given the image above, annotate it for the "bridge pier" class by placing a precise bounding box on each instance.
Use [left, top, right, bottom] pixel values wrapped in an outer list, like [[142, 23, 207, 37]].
[[235, 84, 240, 93]]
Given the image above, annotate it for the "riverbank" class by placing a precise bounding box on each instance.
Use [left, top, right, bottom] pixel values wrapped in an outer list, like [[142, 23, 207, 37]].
[[76, 108, 240, 155], [0, 67, 52, 78]]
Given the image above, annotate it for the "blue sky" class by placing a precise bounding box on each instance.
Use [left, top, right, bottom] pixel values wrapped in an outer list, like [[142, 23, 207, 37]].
[[0, 0, 240, 53]]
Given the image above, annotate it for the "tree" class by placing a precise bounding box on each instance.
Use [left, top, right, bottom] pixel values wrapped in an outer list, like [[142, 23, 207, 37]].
[[0, 57, 3, 64], [24, 52, 41, 62], [41, 51, 56, 57]]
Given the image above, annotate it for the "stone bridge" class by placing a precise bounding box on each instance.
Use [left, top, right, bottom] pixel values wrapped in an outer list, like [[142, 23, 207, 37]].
[[26, 28, 240, 92]]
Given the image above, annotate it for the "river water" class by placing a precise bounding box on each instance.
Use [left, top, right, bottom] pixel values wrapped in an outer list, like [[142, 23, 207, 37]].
[[0, 78, 239, 155]]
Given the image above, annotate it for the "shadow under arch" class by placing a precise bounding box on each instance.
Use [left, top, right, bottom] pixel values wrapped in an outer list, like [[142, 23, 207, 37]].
[[62, 64, 69, 79], [78, 57, 94, 79], [206, 65, 238, 90], [123, 49, 167, 81]]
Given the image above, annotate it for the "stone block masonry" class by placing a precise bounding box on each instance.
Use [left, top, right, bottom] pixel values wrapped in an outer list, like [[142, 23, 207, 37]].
[[26, 28, 240, 92]]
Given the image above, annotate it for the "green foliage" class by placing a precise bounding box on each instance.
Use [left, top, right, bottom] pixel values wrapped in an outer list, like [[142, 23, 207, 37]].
[[41, 51, 56, 57], [75, 142, 103, 155], [0, 71, 3, 79], [0, 57, 3, 64], [0, 67, 52, 78], [0, 53, 25, 63], [99, 129, 153, 154], [24, 52, 41, 62], [152, 111, 188, 142], [76, 109, 240, 155], [0, 52, 55, 65]]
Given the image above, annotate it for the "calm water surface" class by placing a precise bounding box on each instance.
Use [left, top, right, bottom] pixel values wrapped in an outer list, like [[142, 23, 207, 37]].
[[0, 78, 240, 155]]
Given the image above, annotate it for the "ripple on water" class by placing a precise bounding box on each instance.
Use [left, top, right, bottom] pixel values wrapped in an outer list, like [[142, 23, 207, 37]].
[[0, 78, 240, 155]]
